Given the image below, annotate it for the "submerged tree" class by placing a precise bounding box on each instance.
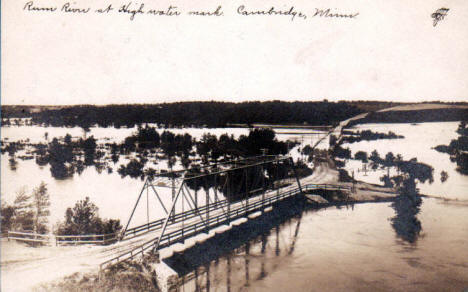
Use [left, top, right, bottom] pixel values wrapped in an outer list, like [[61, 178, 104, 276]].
[[434, 121, 468, 175], [354, 151, 368, 163], [440, 170, 449, 183], [82, 136, 97, 165], [48, 138, 74, 179]]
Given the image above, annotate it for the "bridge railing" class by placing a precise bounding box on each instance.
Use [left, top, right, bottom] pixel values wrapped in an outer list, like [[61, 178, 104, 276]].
[[156, 185, 301, 250], [122, 199, 229, 239], [100, 182, 352, 270], [7, 231, 51, 244], [101, 184, 302, 270], [100, 236, 158, 270]]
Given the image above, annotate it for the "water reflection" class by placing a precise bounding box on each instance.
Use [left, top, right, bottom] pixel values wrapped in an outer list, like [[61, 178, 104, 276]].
[[390, 194, 422, 244], [164, 198, 304, 292], [168, 194, 428, 291], [161, 197, 467, 292], [8, 156, 18, 171]]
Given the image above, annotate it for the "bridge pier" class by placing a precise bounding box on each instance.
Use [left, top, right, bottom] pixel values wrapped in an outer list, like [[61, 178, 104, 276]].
[[152, 261, 179, 292]]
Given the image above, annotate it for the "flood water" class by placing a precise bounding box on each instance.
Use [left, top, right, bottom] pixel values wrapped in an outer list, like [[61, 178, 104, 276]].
[[343, 122, 468, 201], [174, 199, 468, 292], [0, 125, 328, 227], [1, 122, 467, 291], [168, 121, 468, 291]]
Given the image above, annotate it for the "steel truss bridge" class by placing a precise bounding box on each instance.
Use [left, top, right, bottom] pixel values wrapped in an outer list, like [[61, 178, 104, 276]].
[[100, 155, 350, 270]]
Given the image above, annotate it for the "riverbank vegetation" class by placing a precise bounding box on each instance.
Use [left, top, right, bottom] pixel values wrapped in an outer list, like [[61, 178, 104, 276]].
[[1, 182, 50, 235], [2, 187, 121, 240], [434, 121, 468, 175], [37, 255, 160, 292]]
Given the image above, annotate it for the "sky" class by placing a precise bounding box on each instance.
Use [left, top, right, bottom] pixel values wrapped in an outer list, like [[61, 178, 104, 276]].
[[2, 0, 468, 105]]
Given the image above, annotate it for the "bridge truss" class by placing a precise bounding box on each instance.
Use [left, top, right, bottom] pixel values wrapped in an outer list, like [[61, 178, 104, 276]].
[[120, 155, 302, 253]]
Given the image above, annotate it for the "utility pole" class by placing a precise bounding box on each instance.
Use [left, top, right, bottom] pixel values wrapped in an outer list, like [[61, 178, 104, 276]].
[[352, 170, 356, 193]]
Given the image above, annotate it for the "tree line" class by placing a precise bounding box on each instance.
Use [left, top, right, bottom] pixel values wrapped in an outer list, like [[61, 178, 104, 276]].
[[2, 101, 364, 128], [3, 125, 297, 181], [117, 127, 296, 180]]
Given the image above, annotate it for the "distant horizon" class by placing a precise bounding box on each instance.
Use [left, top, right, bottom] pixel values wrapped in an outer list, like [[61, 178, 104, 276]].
[[2, 99, 468, 107]]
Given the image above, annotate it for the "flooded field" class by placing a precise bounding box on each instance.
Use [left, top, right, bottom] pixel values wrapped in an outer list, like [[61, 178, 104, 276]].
[[342, 122, 468, 200], [0, 125, 328, 226]]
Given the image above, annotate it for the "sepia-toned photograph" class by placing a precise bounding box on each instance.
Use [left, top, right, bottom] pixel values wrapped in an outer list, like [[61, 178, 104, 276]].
[[1, 0, 468, 291]]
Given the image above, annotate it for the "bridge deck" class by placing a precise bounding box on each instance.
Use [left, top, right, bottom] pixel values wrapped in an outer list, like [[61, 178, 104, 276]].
[[100, 183, 350, 270]]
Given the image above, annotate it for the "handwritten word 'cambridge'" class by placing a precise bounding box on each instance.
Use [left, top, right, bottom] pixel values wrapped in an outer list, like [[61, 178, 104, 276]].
[[237, 6, 306, 21], [237, 6, 359, 20]]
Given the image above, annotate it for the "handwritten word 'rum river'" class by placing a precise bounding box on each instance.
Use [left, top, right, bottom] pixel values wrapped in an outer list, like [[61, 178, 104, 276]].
[[23, 1, 359, 21]]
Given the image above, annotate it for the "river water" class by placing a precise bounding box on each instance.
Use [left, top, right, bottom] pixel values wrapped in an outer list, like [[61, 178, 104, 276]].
[[1, 122, 467, 291], [174, 199, 468, 292], [171, 122, 468, 291]]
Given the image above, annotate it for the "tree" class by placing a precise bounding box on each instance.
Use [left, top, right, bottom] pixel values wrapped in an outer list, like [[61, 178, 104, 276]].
[[440, 170, 449, 183], [369, 150, 381, 170], [161, 131, 176, 157], [369, 150, 381, 162], [354, 151, 368, 163], [1, 201, 16, 233], [379, 174, 394, 188], [32, 182, 50, 234], [384, 152, 395, 167], [82, 136, 97, 165], [457, 121, 468, 136], [57, 197, 122, 237], [63, 197, 99, 235], [12, 187, 34, 231], [395, 154, 403, 174], [48, 138, 74, 179], [135, 125, 160, 149], [301, 145, 314, 156], [181, 154, 191, 169], [64, 133, 72, 145]]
